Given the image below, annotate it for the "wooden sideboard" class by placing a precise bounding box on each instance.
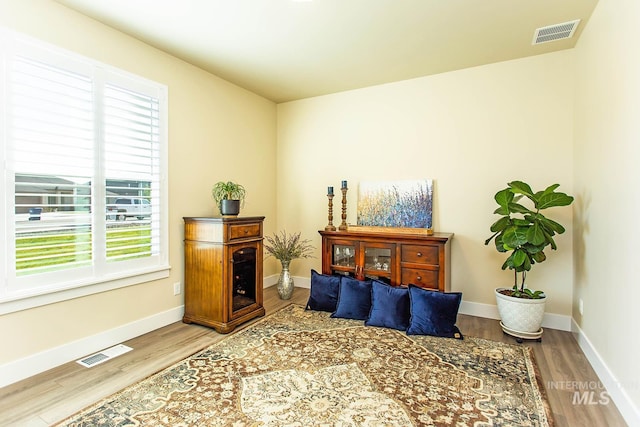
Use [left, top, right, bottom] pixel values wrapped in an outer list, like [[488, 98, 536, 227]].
[[319, 227, 453, 291], [183, 216, 265, 333]]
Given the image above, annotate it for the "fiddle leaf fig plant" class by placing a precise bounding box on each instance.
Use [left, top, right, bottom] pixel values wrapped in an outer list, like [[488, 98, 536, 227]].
[[484, 181, 574, 299]]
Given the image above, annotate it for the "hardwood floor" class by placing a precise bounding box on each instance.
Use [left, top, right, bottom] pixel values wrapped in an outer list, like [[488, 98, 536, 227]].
[[0, 286, 627, 426]]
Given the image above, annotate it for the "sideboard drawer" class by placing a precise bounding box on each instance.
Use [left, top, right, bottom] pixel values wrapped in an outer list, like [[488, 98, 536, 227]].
[[401, 268, 439, 289], [401, 245, 439, 265], [229, 223, 261, 240]]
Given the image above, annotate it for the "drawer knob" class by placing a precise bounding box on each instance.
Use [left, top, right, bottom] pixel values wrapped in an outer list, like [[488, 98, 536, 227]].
[[244, 229, 249, 234], [416, 252, 422, 257], [416, 275, 422, 281]]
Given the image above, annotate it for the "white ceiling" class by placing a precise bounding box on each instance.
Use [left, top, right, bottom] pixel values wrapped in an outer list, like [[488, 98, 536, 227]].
[[55, 0, 599, 103]]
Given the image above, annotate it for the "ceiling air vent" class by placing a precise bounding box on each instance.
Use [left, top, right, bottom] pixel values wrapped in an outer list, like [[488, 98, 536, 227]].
[[532, 19, 581, 45]]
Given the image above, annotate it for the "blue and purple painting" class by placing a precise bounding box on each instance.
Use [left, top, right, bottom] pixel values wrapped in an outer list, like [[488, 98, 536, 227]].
[[357, 179, 433, 229]]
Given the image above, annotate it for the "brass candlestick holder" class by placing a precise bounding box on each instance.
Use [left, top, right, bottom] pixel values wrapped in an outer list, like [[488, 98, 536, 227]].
[[325, 191, 336, 231], [339, 185, 348, 230]]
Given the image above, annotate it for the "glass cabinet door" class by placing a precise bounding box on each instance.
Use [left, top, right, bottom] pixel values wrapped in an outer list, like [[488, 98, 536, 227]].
[[327, 241, 358, 278], [362, 243, 394, 284], [231, 246, 257, 312], [332, 243, 356, 267], [364, 247, 392, 272], [327, 240, 394, 283]]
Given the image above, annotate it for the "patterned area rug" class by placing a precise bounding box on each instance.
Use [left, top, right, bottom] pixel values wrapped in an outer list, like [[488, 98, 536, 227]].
[[56, 304, 553, 426]]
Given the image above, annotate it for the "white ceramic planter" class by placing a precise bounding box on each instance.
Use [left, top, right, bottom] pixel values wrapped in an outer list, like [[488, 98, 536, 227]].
[[495, 288, 546, 334]]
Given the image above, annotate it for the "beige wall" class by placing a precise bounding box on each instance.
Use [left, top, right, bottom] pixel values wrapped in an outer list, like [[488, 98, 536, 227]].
[[0, 0, 277, 364], [277, 51, 575, 316], [573, 0, 640, 408]]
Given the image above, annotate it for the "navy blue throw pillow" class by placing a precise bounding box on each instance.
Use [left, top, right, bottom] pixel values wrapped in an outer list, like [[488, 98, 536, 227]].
[[306, 270, 341, 312], [365, 280, 411, 331], [406, 285, 463, 339], [331, 276, 372, 320]]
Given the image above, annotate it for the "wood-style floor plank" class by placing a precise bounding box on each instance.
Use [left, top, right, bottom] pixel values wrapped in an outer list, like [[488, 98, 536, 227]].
[[0, 286, 627, 426]]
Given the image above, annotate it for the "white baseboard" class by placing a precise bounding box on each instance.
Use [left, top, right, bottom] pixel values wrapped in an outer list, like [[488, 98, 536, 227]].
[[0, 305, 184, 388], [293, 275, 310, 289], [459, 299, 572, 331], [270, 278, 572, 331], [571, 319, 640, 426], [263, 274, 278, 288], [1, 275, 309, 388], [263, 275, 310, 289]]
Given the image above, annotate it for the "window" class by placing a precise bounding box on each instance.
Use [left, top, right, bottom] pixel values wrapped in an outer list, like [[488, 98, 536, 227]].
[[0, 30, 169, 313]]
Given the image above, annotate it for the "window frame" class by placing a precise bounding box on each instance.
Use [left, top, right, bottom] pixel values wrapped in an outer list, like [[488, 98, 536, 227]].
[[0, 29, 170, 315]]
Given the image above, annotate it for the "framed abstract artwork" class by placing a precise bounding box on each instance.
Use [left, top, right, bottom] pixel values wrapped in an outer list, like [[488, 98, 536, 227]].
[[356, 179, 433, 231]]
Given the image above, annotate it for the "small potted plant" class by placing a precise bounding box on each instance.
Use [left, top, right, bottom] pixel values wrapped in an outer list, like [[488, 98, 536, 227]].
[[211, 181, 246, 216], [485, 180, 574, 341], [264, 230, 315, 300]]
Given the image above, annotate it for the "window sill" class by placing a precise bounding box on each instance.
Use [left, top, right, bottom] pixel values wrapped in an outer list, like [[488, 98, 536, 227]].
[[0, 265, 171, 315]]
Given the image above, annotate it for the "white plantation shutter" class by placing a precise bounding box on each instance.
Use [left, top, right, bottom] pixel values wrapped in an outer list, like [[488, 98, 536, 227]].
[[0, 31, 168, 309], [10, 57, 94, 178], [104, 83, 161, 262], [9, 56, 95, 277]]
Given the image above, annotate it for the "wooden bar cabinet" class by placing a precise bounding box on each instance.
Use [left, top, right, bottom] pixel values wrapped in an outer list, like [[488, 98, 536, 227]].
[[183, 216, 265, 333]]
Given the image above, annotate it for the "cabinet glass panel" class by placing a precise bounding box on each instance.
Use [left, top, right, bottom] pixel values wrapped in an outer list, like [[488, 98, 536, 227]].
[[333, 244, 356, 267], [364, 247, 391, 272], [232, 247, 256, 311]]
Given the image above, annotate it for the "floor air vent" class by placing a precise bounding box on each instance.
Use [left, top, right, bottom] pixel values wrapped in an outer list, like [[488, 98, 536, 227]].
[[532, 19, 580, 45], [76, 344, 133, 368]]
